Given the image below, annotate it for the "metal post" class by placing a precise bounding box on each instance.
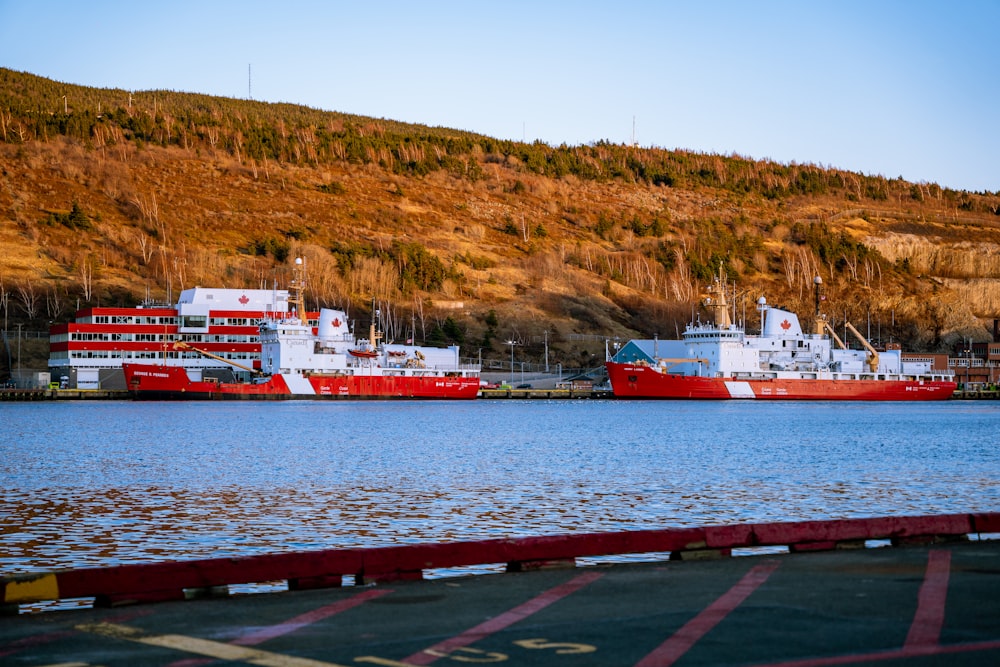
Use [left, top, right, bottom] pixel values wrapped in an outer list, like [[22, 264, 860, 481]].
[[543, 331, 549, 373], [964, 343, 970, 388], [16, 323, 22, 387]]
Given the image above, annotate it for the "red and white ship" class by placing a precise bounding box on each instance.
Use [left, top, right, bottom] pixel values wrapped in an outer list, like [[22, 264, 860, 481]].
[[123, 259, 481, 400], [606, 277, 956, 401]]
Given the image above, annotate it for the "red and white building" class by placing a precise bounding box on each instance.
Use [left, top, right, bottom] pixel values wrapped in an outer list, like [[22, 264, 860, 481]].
[[49, 287, 316, 389]]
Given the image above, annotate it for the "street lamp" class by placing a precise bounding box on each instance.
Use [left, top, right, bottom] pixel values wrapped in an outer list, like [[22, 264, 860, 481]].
[[505, 339, 517, 384]]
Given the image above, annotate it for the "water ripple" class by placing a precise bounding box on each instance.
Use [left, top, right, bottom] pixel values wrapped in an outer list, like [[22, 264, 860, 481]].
[[2, 400, 999, 574]]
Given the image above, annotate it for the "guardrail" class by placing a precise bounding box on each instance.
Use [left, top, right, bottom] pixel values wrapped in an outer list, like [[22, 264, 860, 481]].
[[3, 512, 997, 613]]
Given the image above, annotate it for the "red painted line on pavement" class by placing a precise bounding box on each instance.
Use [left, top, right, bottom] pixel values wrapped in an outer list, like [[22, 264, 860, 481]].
[[232, 588, 393, 646], [728, 549, 967, 667], [403, 570, 604, 665], [165, 588, 393, 667], [634, 561, 781, 667], [904, 549, 950, 649]]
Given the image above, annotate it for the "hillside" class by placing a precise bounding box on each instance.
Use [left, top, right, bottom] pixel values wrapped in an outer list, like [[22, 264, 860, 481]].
[[2, 68, 1000, 371]]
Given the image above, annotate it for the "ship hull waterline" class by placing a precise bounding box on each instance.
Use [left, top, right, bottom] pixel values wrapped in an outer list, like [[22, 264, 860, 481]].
[[606, 362, 957, 401], [124, 364, 481, 400]]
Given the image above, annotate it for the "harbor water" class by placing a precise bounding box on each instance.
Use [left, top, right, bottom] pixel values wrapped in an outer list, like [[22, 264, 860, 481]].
[[2, 400, 999, 576]]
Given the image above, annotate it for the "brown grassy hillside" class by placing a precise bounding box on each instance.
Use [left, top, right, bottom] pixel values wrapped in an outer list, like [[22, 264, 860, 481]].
[[2, 68, 999, 370]]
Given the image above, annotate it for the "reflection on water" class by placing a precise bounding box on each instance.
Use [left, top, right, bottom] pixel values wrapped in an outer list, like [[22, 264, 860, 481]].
[[2, 400, 999, 574]]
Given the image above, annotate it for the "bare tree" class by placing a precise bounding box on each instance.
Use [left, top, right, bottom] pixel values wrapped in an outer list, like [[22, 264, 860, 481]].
[[0, 277, 9, 330], [80, 256, 94, 301], [135, 228, 154, 264], [173, 254, 187, 292], [206, 126, 219, 152], [781, 250, 799, 290], [17, 282, 40, 319], [796, 247, 820, 299], [412, 296, 427, 342], [131, 192, 164, 242], [863, 258, 876, 288], [231, 130, 244, 165], [92, 123, 108, 160], [669, 249, 694, 302], [46, 285, 65, 320], [842, 252, 859, 282]]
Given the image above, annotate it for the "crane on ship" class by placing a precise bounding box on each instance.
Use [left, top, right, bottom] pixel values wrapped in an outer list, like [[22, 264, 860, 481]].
[[812, 276, 880, 373], [844, 322, 880, 373], [171, 341, 264, 377]]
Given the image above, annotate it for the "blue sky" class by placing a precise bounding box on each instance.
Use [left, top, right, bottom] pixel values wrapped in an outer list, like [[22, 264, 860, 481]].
[[2, 1, 997, 192]]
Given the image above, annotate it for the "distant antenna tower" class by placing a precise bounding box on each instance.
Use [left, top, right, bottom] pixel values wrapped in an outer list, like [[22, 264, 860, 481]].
[[248, 64, 252, 100], [631, 115, 637, 147]]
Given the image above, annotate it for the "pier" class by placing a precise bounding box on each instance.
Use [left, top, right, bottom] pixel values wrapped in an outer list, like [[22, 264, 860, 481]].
[[3, 514, 999, 665], [953, 387, 1000, 400], [0, 388, 129, 401], [0, 387, 997, 401], [479, 387, 613, 399]]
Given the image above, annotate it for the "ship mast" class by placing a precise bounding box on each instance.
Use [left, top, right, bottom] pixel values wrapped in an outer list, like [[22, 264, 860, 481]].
[[813, 275, 825, 336], [289, 257, 307, 323], [368, 301, 382, 351], [703, 274, 732, 329]]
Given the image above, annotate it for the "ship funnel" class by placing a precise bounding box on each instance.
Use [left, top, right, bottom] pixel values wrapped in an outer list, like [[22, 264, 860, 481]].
[[318, 308, 351, 343], [762, 308, 803, 337]]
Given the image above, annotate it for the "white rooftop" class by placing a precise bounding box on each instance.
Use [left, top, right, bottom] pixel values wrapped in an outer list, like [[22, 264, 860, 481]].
[[177, 287, 290, 312]]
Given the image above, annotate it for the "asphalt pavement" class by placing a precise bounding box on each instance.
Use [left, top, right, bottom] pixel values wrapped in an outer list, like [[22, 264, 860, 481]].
[[3, 539, 999, 666]]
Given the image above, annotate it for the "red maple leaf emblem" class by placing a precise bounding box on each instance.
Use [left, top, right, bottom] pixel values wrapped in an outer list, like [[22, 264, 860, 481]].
[[239, 294, 249, 305], [780, 319, 792, 330], [333, 318, 341, 327]]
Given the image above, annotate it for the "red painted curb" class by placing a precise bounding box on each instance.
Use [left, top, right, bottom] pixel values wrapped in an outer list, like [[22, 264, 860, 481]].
[[3, 512, 996, 608]]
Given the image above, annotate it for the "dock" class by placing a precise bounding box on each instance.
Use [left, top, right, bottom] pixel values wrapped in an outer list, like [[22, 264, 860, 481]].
[[953, 388, 1000, 400], [479, 387, 613, 399], [3, 513, 999, 665], [0, 387, 996, 401], [0, 388, 129, 401]]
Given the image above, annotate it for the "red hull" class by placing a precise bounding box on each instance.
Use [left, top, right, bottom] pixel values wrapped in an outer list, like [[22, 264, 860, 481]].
[[124, 364, 480, 400], [606, 362, 956, 401]]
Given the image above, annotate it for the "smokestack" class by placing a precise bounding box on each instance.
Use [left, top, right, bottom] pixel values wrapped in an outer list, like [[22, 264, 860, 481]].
[[994, 318, 999, 343]]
